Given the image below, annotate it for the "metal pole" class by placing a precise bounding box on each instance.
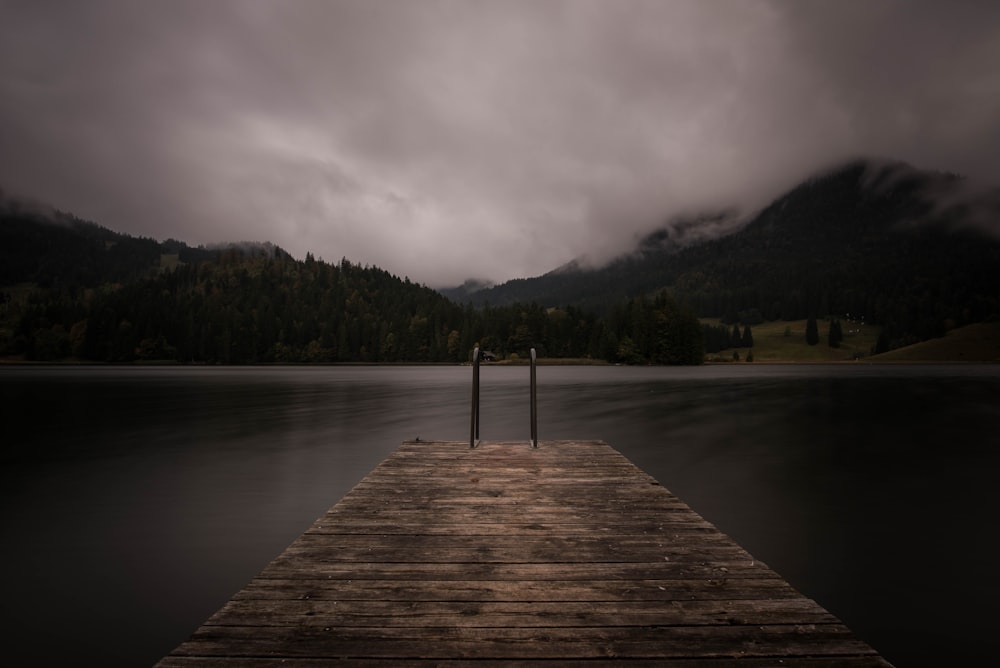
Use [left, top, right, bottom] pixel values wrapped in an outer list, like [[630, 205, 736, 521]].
[[475, 349, 480, 444], [470, 346, 480, 448], [530, 347, 538, 448]]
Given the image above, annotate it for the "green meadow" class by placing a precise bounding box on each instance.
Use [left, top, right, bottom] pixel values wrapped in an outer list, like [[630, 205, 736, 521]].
[[703, 319, 1000, 363], [703, 317, 882, 363]]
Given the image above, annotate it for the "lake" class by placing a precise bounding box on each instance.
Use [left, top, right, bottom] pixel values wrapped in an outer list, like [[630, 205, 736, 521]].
[[2, 364, 998, 666]]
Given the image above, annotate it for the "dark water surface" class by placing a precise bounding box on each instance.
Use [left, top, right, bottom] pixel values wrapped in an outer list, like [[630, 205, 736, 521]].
[[2, 364, 998, 666]]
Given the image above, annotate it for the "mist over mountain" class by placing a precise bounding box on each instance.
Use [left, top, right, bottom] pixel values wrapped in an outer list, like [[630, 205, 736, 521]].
[[449, 158, 1000, 348], [436, 278, 496, 304], [1, 197, 611, 364], [3, 157, 998, 363]]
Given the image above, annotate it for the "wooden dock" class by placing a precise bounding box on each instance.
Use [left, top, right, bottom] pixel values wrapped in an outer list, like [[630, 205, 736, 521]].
[[157, 440, 892, 666]]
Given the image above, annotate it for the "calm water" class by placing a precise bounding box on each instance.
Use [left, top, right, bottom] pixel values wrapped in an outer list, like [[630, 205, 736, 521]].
[[1, 364, 998, 666]]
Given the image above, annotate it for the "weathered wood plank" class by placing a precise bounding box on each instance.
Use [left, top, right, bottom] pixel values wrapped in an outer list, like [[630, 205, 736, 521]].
[[289, 532, 737, 548], [206, 597, 840, 627], [157, 440, 891, 666], [306, 521, 719, 535], [157, 657, 894, 668], [170, 623, 879, 659], [235, 576, 803, 601], [253, 554, 771, 578]]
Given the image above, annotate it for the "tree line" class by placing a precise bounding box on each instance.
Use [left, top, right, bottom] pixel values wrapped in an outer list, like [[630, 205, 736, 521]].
[[1, 213, 705, 365], [454, 161, 1000, 352]]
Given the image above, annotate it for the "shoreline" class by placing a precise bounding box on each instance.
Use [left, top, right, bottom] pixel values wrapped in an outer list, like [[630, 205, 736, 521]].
[[2, 357, 996, 367]]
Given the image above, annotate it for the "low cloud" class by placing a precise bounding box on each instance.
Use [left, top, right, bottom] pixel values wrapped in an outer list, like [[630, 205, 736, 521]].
[[2, 0, 999, 286]]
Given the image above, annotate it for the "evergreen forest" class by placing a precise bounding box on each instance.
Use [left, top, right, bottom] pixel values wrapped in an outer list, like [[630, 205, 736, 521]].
[[0, 203, 700, 364], [4, 158, 998, 365], [458, 160, 1000, 351]]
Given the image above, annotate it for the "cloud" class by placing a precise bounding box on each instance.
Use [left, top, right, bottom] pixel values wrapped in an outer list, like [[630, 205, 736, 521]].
[[2, 0, 999, 287], [772, 0, 1000, 178]]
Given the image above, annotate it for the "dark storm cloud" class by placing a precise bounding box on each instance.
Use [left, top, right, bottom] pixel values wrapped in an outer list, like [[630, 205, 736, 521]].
[[2, 0, 999, 286], [774, 0, 1000, 179]]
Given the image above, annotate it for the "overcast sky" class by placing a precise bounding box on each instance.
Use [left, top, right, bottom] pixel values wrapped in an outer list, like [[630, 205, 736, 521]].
[[3, 0, 999, 287]]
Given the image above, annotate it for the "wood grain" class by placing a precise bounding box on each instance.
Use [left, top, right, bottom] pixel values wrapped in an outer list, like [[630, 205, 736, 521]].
[[157, 440, 892, 666]]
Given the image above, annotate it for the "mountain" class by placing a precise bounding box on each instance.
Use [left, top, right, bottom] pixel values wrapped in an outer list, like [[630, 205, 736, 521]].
[[446, 210, 740, 313], [0, 197, 462, 363], [6, 157, 998, 364], [436, 278, 495, 303], [451, 159, 1000, 349], [0, 194, 270, 289], [0, 195, 610, 363]]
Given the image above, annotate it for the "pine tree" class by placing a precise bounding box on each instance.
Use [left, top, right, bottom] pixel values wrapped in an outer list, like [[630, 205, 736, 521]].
[[741, 325, 754, 348], [828, 318, 843, 348], [806, 314, 819, 345], [874, 328, 890, 355]]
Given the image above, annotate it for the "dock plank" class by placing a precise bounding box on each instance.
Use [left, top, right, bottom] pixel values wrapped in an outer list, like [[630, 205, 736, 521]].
[[158, 440, 892, 666]]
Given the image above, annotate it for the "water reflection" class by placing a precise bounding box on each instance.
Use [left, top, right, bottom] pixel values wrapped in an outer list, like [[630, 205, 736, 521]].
[[1, 364, 997, 667]]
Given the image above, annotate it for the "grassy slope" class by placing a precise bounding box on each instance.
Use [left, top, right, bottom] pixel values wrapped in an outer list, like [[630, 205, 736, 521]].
[[703, 318, 881, 363], [867, 322, 1000, 363], [703, 319, 999, 363]]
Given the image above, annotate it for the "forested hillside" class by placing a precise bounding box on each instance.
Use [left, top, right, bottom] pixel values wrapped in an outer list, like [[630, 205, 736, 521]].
[[458, 160, 1000, 350], [0, 200, 703, 364], [7, 158, 996, 364]]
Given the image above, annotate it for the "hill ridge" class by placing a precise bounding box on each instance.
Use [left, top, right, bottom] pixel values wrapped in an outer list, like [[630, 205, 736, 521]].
[[449, 158, 1000, 350]]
